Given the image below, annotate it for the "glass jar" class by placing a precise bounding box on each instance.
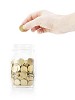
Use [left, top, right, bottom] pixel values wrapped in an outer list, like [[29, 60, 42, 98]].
[[11, 44, 34, 87]]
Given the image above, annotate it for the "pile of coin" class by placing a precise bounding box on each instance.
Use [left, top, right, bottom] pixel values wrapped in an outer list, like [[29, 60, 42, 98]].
[[11, 58, 34, 86]]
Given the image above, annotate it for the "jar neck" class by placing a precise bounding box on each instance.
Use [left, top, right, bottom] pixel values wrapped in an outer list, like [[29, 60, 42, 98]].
[[12, 44, 33, 59], [13, 44, 33, 51]]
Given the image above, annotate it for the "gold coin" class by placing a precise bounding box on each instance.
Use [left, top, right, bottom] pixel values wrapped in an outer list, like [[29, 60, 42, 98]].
[[18, 58, 25, 66], [27, 76, 33, 81], [27, 81, 33, 86], [19, 25, 27, 32], [28, 58, 34, 65], [14, 72, 22, 80], [11, 66, 17, 73], [14, 79, 20, 86], [11, 64, 20, 73], [21, 79, 27, 86], [29, 74, 34, 77], [21, 66, 27, 72], [14, 72, 20, 79], [20, 72, 27, 79], [28, 65, 33, 73]]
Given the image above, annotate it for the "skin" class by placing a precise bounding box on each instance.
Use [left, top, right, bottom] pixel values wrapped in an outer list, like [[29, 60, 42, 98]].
[[20, 10, 75, 34]]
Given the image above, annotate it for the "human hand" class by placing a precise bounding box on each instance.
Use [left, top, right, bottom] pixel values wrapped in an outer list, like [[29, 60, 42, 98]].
[[19, 10, 75, 33], [19, 10, 62, 33]]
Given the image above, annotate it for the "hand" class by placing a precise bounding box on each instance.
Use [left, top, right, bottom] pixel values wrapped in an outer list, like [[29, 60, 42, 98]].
[[19, 10, 63, 33], [20, 10, 75, 34]]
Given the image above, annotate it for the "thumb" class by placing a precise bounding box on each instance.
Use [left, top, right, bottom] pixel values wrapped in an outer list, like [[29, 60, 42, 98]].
[[23, 17, 41, 30]]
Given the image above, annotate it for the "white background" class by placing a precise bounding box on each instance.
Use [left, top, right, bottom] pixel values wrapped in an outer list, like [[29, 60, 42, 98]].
[[0, 0, 75, 100]]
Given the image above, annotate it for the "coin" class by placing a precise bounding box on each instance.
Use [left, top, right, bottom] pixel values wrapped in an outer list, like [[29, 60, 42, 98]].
[[19, 25, 27, 32], [28, 65, 33, 73], [28, 58, 34, 65], [14, 79, 20, 86], [18, 58, 25, 66], [11, 64, 20, 73], [21, 66, 27, 72], [14, 72, 22, 80], [27, 76, 33, 81], [28, 81, 33, 86], [14, 72, 20, 79], [11, 66, 17, 73], [19, 25, 25, 32], [20, 72, 27, 79], [21, 79, 27, 86]]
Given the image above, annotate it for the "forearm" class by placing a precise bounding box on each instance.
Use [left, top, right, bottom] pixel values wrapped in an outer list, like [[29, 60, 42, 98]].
[[60, 13, 75, 33]]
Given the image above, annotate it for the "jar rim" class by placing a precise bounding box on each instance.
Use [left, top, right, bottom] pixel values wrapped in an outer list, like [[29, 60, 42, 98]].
[[13, 44, 33, 50]]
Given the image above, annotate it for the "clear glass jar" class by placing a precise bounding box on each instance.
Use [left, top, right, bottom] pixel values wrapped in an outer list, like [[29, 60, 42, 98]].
[[11, 44, 34, 87]]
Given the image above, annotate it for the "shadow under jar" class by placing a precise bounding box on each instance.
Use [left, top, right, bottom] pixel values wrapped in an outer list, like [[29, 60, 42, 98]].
[[11, 44, 34, 87]]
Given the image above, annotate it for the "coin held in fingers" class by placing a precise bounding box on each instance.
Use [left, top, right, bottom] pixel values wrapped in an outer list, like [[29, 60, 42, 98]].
[[19, 25, 27, 32]]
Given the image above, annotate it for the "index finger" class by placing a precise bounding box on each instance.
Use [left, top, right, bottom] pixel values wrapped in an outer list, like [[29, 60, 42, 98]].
[[22, 11, 41, 25]]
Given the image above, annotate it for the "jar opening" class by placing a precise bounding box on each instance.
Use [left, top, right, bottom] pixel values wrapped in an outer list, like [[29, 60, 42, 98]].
[[13, 44, 33, 50]]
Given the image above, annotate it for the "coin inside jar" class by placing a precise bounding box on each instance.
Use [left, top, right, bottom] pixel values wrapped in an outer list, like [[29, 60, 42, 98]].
[[28, 65, 33, 73], [21, 66, 27, 72], [18, 58, 25, 66], [28, 58, 34, 65], [14, 79, 20, 86], [21, 79, 27, 86], [11, 64, 20, 73], [28, 81, 33, 86], [27, 76, 33, 81], [20, 72, 27, 79]]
